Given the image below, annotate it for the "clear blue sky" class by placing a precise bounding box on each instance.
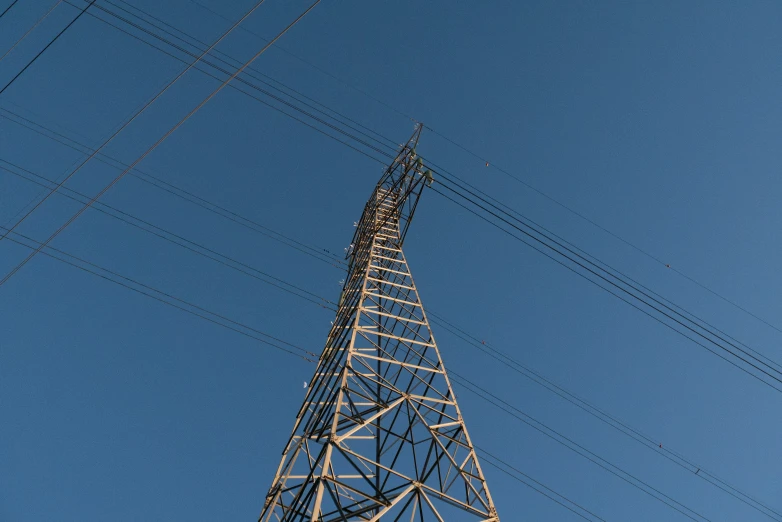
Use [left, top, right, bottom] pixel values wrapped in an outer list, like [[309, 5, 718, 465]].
[[1, 1, 781, 520]]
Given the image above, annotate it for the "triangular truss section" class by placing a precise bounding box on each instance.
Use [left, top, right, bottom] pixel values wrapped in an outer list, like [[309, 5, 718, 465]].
[[260, 128, 500, 521]]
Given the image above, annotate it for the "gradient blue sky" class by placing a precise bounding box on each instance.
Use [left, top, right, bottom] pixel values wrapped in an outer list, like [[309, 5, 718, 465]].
[[1, 1, 781, 520]]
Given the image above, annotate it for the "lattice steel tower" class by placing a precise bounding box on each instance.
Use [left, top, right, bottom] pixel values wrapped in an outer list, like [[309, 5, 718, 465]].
[[260, 127, 500, 521]]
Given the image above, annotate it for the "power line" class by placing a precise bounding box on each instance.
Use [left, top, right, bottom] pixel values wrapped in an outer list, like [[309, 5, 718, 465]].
[[105, 0, 398, 153], [426, 124, 782, 338], [0, 0, 65, 63], [5, 5, 777, 395], [184, 0, 782, 339], [3, 84, 780, 508], [3, 146, 777, 519], [0, 160, 755, 519], [421, 160, 782, 375], [49, 0, 393, 166], [0, 0, 271, 245], [0, 0, 323, 288], [427, 180, 782, 393], [183, 0, 418, 125], [0, 226, 316, 361], [0, 6, 776, 504], [0, 159, 337, 310], [429, 311, 782, 521], [0, 0, 20, 20], [7, 149, 773, 519], [44, 0, 781, 390], [0, 0, 96, 95], [0, 109, 347, 268], [477, 447, 607, 522], [450, 372, 712, 522], [65, 0, 394, 160]]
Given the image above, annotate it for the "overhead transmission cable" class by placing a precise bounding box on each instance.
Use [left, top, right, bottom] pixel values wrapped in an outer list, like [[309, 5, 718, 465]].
[[48, 0, 781, 389], [3, 0, 778, 394], [0, 0, 323, 288], [0, 1, 65, 63], [429, 311, 782, 521], [5, 147, 773, 519], [55, 0, 393, 160], [105, 0, 398, 151], [1, 162, 772, 516], [183, 0, 419, 124], [0, 0, 96, 95], [416, 155, 782, 376], [420, 162, 782, 374], [449, 372, 712, 522], [68, 0, 393, 159], [53, 0, 391, 166], [477, 447, 607, 522], [184, 0, 781, 338], [0, 0, 272, 245], [0, 159, 337, 310], [0, 0, 20, 20], [0, 226, 316, 361], [0, 222, 699, 521], [425, 175, 782, 393], [0, 110, 347, 268], [424, 123, 782, 337], [0, 2, 772, 516], [3, 5, 776, 508], [4, 2, 779, 392]]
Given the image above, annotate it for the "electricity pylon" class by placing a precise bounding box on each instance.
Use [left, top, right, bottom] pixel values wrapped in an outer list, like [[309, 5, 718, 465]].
[[260, 127, 500, 521]]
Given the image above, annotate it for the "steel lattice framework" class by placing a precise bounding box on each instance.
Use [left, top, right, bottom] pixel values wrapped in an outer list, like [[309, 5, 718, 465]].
[[260, 128, 500, 521]]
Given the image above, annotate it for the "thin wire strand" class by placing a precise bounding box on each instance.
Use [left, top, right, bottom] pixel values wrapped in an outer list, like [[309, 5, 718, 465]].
[[0, 161, 760, 516], [0, 0, 64, 63], [422, 157, 782, 373], [450, 372, 711, 522], [6, 2, 393, 168], [4, 6, 777, 392], [104, 0, 399, 153], [3, 151, 776, 518], [0, 0, 96, 94], [0, 0, 271, 246], [0, 160, 337, 310], [435, 173, 782, 383], [0, 224, 706, 522], [431, 184, 782, 394], [55, 0, 780, 379], [0, 0, 324, 288], [57, 0, 395, 162], [1, 227, 314, 361], [477, 447, 607, 522], [0, 0, 20, 20], [0, 109, 349, 267], [430, 312, 782, 521], [182, 0, 782, 338], [184, 0, 418, 124]]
